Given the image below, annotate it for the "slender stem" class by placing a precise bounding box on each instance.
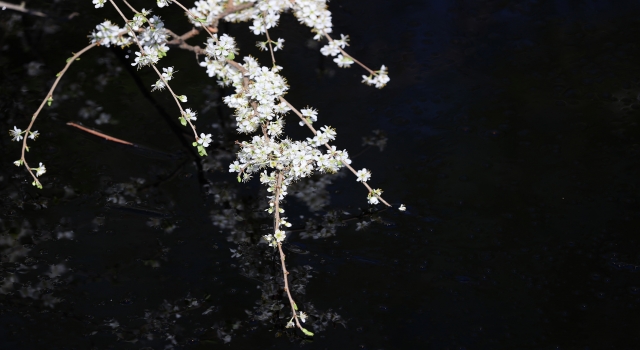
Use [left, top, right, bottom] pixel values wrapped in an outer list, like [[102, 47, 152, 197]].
[[279, 96, 391, 207], [264, 18, 277, 66], [66, 122, 134, 145], [120, 0, 137, 14], [0, 1, 46, 17], [273, 171, 305, 331], [19, 42, 98, 187]]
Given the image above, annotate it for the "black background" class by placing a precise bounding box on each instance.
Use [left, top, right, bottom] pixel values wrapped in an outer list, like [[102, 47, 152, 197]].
[[1, 0, 639, 349]]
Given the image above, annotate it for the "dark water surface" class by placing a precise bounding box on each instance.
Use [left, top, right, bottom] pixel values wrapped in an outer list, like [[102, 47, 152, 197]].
[[1, 0, 640, 349]]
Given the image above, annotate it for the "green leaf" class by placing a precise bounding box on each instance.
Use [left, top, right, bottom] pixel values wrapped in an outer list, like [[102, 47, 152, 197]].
[[300, 328, 314, 337]]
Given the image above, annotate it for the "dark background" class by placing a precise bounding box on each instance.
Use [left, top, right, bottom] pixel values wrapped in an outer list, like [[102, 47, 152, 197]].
[[1, 0, 640, 349]]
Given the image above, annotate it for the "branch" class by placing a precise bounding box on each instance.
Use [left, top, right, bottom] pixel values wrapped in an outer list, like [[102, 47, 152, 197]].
[[17, 42, 98, 188], [279, 96, 392, 207], [0, 1, 46, 17]]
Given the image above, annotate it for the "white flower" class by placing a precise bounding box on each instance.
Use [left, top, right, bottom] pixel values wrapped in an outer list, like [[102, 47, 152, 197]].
[[151, 79, 166, 91], [355, 168, 371, 183], [299, 312, 308, 323], [362, 65, 390, 88], [274, 229, 286, 242], [198, 133, 212, 148], [28, 130, 39, 140], [367, 188, 383, 205], [285, 320, 295, 328], [399, 204, 406, 211], [33, 162, 46, 177], [9, 126, 23, 141], [333, 54, 354, 68], [161, 66, 175, 81], [93, 0, 106, 8], [13, 160, 21, 166], [274, 38, 285, 51], [182, 108, 197, 121], [177, 95, 187, 103], [157, 0, 171, 7], [229, 161, 242, 173], [256, 41, 268, 51]]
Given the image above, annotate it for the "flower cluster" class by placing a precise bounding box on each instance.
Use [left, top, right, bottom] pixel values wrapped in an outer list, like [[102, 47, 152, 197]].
[[151, 66, 175, 91], [362, 65, 391, 89], [291, 0, 333, 39], [205, 34, 238, 60], [89, 20, 131, 47]]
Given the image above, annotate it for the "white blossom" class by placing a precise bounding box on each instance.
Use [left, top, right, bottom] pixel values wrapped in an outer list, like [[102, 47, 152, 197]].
[[182, 108, 197, 121], [9, 126, 23, 141], [198, 133, 212, 148], [356, 168, 371, 183], [333, 54, 354, 68], [33, 162, 46, 177]]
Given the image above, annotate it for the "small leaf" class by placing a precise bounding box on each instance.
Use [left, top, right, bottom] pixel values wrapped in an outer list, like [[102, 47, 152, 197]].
[[300, 328, 314, 336]]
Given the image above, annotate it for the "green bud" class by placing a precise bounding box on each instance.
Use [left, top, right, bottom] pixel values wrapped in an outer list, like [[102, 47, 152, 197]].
[[47, 96, 53, 106], [293, 303, 298, 311], [227, 52, 235, 60], [237, 176, 241, 183], [301, 328, 314, 336], [179, 117, 187, 126]]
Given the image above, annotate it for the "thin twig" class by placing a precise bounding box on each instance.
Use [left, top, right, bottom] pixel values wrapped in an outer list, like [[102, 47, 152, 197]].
[[273, 171, 306, 332], [18, 42, 98, 188], [264, 17, 277, 66], [66, 122, 133, 145], [0, 1, 46, 17]]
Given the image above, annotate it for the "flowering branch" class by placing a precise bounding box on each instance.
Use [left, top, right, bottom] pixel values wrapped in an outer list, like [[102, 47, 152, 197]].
[[273, 171, 312, 335], [11, 0, 405, 338], [279, 97, 392, 207], [11, 42, 98, 188]]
